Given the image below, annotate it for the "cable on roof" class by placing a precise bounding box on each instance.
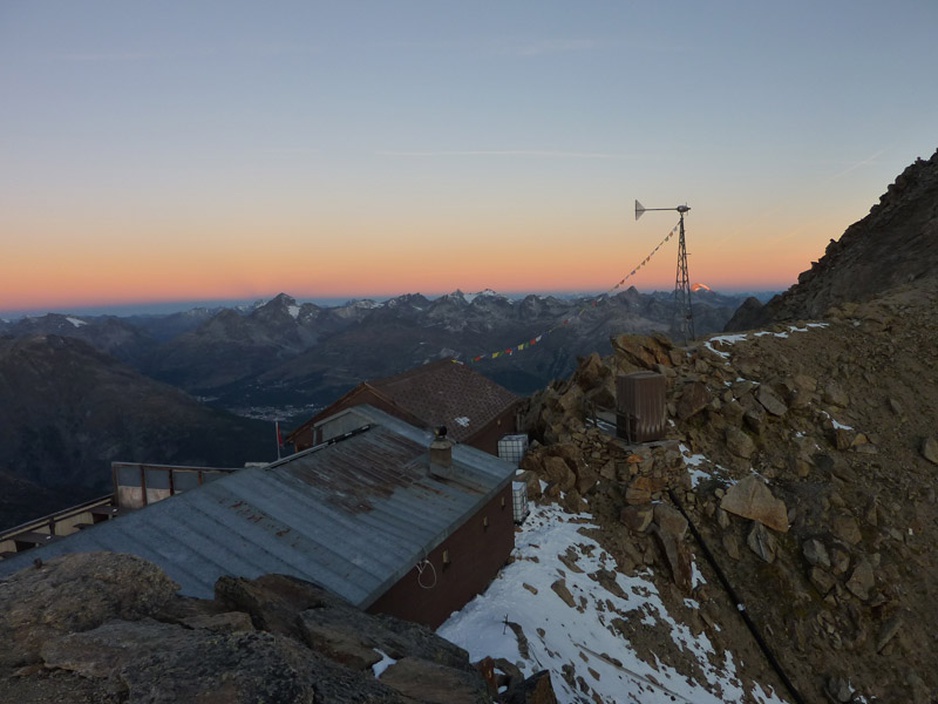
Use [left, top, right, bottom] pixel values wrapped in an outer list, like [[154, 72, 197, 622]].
[[265, 423, 374, 470]]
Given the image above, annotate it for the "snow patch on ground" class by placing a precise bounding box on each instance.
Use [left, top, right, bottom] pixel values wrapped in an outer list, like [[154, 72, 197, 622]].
[[820, 410, 853, 431], [66, 316, 87, 327], [287, 304, 300, 319], [703, 333, 747, 358], [681, 445, 733, 488], [705, 324, 828, 359], [438, 502, 786, 703], [371, 649, 397, 678]]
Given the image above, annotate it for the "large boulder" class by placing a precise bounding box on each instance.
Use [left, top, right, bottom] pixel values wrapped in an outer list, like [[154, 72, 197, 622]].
[[0, 552, 178, 667], [719, 475, 789, 533], [41, 619, 405, 704], [0, 553, 499, 704], [610, 333, 674, 371]]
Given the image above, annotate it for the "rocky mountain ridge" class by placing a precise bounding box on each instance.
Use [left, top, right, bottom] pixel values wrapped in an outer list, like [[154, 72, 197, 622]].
[[2, 287, 752, 414], [726, 147, 938, 331]]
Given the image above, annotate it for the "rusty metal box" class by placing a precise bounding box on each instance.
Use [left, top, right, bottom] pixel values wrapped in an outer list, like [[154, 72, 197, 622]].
[[616, 371, 667, 443]]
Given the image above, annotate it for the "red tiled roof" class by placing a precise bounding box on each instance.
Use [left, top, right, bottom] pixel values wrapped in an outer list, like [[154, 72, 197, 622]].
[[293, 359, 519, 444], [368, 359, 519, 442]]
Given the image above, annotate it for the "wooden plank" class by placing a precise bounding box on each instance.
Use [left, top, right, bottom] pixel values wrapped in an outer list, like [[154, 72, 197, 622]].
[[12, 531, 58, 546]]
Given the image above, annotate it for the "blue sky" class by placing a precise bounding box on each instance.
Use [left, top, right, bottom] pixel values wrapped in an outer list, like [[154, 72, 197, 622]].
[[1, 2, 936, 315]]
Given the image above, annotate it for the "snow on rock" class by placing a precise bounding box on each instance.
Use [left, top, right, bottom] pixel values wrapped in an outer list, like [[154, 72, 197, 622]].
[[66, 316, 87, 328], [464, 288, 502, 303], [287, 304, 300, 319], [371, 649, 397, 678], [705, 324, 828, 358], [438, 502, 787, 704]]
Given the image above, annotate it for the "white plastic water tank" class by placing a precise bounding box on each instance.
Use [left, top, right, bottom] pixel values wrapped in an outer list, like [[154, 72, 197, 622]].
[[498, 434, 529, 467]]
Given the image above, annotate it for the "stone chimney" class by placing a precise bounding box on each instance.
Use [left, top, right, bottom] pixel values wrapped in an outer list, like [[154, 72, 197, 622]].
[[429, 426, 454, 478]]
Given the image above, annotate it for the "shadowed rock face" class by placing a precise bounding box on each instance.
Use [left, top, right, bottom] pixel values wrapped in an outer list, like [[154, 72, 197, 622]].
[[0, 334, 276, 505], [0, 552, 519, 704], [725, 148, 938, 332]]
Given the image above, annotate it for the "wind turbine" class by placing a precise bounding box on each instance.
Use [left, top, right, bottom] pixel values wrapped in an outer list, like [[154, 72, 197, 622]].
[[634, 200, 695, 343]]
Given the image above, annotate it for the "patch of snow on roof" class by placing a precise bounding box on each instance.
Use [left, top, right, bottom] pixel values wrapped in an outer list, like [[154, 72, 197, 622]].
[[66, 316, 87, 328], [438, 502, 786, 703], [454, 416, 471, 427]]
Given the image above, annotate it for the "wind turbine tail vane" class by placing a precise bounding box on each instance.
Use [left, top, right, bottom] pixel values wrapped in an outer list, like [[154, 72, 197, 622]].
[[634, 199, 646, 221]]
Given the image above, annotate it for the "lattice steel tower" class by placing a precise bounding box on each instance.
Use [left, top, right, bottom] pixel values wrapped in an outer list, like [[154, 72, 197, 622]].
[[635, 200, 695, 344]]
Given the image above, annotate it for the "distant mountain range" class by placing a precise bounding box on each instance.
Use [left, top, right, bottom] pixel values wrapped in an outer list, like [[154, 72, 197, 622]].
[[2, 287, 757, 418], [0, 286, 757, 527]]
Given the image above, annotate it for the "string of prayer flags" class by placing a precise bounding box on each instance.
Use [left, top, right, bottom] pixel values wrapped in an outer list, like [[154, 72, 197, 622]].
[[468, 220, 679, 363]]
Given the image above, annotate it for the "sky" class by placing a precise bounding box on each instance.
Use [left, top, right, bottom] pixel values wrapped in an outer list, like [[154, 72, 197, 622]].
[[2, 2, 936, 316]]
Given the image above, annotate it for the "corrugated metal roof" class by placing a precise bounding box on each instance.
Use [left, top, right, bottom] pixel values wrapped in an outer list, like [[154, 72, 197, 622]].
[[0, 406, 515, 607]]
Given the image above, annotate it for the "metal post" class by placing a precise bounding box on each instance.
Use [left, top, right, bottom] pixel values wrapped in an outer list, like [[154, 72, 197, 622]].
[[673, 210, 695, 344]]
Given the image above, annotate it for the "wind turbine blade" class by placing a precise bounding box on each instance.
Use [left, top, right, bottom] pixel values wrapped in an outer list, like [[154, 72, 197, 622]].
[[634, 200, 645, 221]]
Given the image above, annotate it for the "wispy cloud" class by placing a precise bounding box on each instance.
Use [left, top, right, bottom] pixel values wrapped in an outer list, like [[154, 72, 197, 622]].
[[828, 149, 886, 180], [59, 42, 319, 63], [60, 48, 217, 62], [495, 38, 597, 56], [378, 149, 637, 160]]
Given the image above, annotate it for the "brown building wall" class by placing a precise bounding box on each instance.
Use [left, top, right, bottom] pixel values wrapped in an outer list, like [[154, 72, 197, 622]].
[[464, 403, 520, 456], [367, 482, 515, 629]]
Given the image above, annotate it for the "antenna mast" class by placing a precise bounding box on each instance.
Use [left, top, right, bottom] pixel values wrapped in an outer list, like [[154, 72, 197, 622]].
[[634, 200, 695, 344]]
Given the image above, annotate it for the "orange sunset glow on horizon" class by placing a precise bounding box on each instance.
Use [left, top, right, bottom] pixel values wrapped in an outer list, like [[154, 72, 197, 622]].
[[2, 3, 935, 318], [1, 219, 813, 316]]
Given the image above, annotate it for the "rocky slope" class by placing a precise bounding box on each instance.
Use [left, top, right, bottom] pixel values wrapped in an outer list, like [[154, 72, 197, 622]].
[[517, 274, 938, 702], [726, 147, 938, 331], [0, 471, 86, 530], [0, 552, 546, 703]]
